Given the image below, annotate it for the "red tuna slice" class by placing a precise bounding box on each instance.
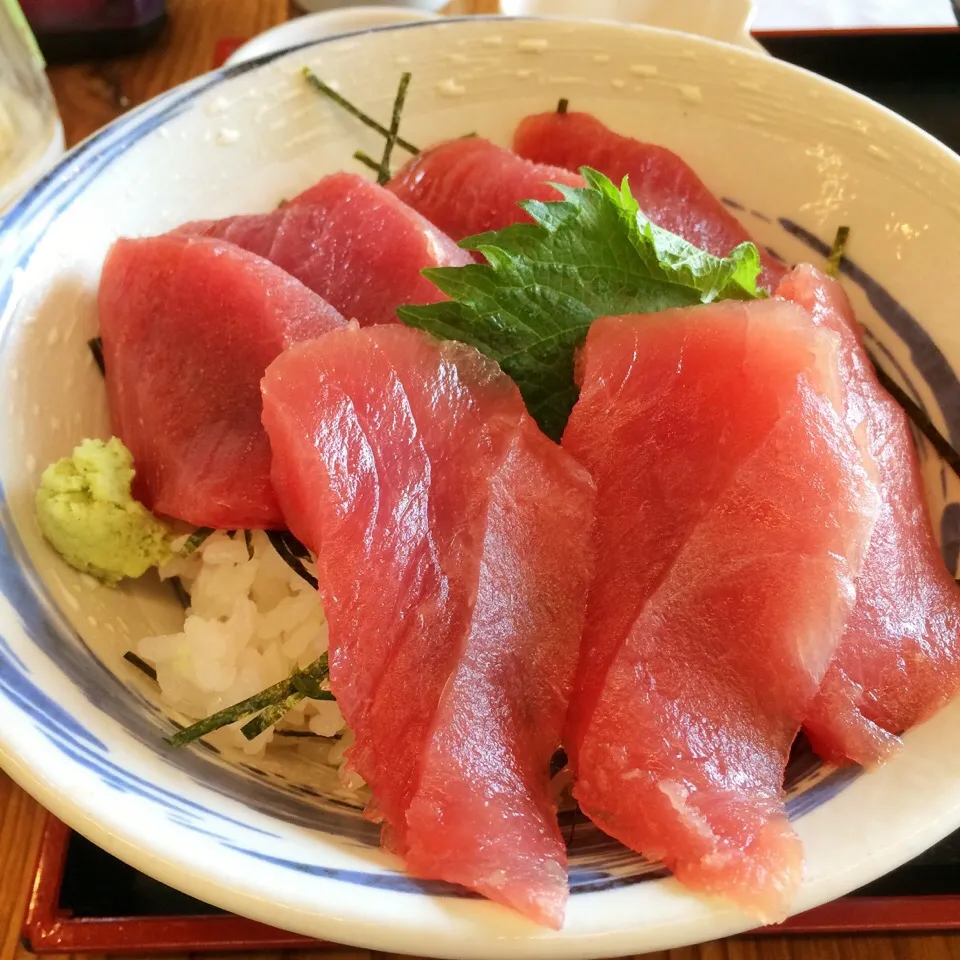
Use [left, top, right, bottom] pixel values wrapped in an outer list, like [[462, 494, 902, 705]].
[[386, 137, 583, 240], [563, 303, 879, 920], [779, 265, 960, 766], [261, 326, 595, 927], [98, 234, 345, 529], [513, 111, 786, 291], [561, 299, 857, 763], [177, 172, 470, 326]]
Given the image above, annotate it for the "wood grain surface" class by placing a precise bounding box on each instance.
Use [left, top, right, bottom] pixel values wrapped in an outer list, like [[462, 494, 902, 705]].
[[46, 0, 499, 146], [4, 1, 959, 959], [47, 0, 293, 146]]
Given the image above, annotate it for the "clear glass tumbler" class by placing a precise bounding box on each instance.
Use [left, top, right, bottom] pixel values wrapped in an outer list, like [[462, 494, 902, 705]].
[[0, 0, 63, 212]]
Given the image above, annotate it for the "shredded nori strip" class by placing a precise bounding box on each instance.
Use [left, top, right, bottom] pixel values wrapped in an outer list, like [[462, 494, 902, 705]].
[[180, 527, 214, 556], [244, 674, 337, 742], [241, 692, 304, 740], [88, 337, 105, 376], [353, 149, 381, 174], [266, 530, 318, 589], [557, 97, 569, 114], [549, 747, 568, 778], [124, 651, 158, 682], [243, 528, 254, 560], [169, 576, 191, 609], [376, 72, 412, 185], [168, 653, 331, 747], [303, 69, 420, 155], [868, 352, 960, 480], [277, 530, 310, 558], [291, 667, 336, 701], [168, 676, 297, 747], [826, 225, 849, 278]]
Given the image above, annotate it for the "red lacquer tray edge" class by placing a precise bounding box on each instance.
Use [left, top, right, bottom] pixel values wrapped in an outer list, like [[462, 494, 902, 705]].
[[751, 25, 958, 38], [20, 816, 326, 954], [20, 815, 960, 954]]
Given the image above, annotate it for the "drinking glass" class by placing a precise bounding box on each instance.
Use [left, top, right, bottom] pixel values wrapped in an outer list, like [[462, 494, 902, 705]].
[[0, 0, 63, 212]]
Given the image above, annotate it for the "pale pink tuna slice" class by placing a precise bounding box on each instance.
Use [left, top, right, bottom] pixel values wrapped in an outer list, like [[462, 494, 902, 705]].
[[261, 325, 595, 928], [386, 137, 583, 240], [513, 111, 786, 291], [779, 264, 960, 766], [563, 301, 879, 920], [98, 233, 345, 528], [177, 172, 470, 326]]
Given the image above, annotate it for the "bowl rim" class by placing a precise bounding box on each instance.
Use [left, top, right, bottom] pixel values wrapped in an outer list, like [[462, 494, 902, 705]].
[[3, 14, 960, 959]]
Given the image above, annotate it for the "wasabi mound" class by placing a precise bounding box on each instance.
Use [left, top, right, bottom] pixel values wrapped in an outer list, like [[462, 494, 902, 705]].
[[36, 437, 171, 585]]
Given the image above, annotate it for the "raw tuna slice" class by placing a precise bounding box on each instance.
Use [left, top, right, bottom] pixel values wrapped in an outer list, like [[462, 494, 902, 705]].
[[779, 265, 960, 766], [177, 172, 470, 326], [386, 137, 583, 240], [99, 234, 345, 529], [513, 111, 786, 290], [261, 326, 595, 928], [562, 302, 878, 920]]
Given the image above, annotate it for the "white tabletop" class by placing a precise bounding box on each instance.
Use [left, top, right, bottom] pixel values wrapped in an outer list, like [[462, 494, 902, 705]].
[[752, 0, 957, 29]]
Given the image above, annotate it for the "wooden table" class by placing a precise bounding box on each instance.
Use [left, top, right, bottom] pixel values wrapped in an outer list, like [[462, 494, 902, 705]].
[[4, 2, 959, 959]]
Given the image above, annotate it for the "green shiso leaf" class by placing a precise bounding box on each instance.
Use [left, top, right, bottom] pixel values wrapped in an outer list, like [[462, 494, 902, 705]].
[[399, 167, 763, 440]]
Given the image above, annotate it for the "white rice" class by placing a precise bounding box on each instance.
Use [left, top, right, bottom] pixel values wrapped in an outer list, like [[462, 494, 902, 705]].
[[137, 530, 358, 784]]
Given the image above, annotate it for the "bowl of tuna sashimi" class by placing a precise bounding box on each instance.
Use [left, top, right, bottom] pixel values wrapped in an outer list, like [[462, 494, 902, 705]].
[[2, 14, 960, 960]]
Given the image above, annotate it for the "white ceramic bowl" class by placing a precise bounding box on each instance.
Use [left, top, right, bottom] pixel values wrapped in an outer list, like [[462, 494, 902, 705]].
[[227, 0, 762, 66], [224, 6, 443, 65], [2, 15, 960, 960]]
